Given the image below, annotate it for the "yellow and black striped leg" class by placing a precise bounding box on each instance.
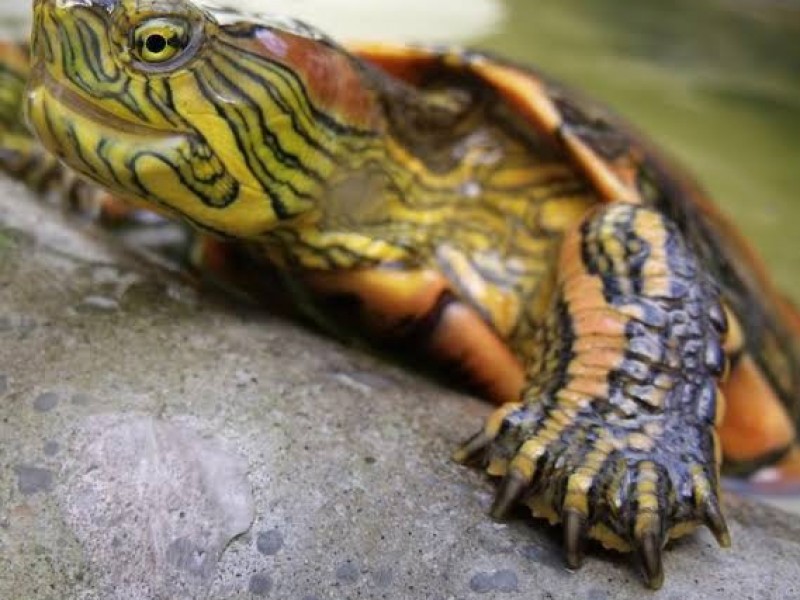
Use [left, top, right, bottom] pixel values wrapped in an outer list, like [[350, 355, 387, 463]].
[[456, 203, 730, 589]]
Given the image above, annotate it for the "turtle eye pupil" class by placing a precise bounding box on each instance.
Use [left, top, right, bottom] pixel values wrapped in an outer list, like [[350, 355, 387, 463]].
[[132, 18, 195, 68], [145, 34, 168, 54]]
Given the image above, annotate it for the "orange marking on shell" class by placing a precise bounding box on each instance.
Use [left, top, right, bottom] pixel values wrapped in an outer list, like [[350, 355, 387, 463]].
[[560, 130, 641, 205], [467, 62, 562, 136], [718, 355, 796, 462], [778, 295, 800, 340], [354, 44, 446, 86]]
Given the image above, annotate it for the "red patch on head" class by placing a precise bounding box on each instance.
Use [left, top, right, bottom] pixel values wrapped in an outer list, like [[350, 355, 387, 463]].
[[242, 30, 384, 132]]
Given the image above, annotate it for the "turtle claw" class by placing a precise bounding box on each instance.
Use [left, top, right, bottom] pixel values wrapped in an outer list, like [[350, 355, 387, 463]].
[[636, 532, 665, 590], [490, 469, 529, 520], [563, 509, 587, 570], [453, 402, 522, 465], [703, 498, 731, 548], [458, 397, 729, 589], [452, 430, 496, 464]]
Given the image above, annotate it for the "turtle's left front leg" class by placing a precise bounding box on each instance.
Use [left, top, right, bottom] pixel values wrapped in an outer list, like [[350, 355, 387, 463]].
[[456, 203, 730, 589]]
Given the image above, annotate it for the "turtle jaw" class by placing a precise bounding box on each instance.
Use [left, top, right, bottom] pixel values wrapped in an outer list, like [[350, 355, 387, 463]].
[[26, 65, 190, 205]]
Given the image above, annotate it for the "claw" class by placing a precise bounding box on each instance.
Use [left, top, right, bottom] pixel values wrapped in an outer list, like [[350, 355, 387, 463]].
[[453, 402, 522, 464], [563, 509, 587, 569], [636, 532, 665, 590], [452, 430, 495, 464], [703, 498, 731, 548], [490, 469, 529, 519]]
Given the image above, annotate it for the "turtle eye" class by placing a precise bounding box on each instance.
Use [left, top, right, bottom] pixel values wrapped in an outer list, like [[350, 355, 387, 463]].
[[132, 18, 192, 65]]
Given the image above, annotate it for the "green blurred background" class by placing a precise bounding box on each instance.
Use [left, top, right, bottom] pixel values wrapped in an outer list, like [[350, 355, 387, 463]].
[[481, 0, 800, 300]]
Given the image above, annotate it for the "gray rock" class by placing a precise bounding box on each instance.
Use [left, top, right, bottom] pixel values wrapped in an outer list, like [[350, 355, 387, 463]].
[[255, 529, 284, 556], [1, 170, 799, 600], [14, 465, 54, 495], [335, 560, 360, 585], [470, 569, 519, 593], [61, 416, 254, 597], [43, 440, 60, 456], [33, 391, 59, 412], [247, 572, 273, 596]]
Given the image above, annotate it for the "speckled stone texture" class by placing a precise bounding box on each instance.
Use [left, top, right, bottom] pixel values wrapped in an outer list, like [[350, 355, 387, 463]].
[[1, 178, 799, 600]]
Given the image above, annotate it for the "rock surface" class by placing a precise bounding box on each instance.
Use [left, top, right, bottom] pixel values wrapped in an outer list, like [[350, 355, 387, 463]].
[[1, 178, 800, 600]]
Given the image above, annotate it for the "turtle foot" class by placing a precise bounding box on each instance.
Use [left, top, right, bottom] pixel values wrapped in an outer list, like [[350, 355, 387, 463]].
[[455, 203, 734, 589], [455, 400, 731, 589]]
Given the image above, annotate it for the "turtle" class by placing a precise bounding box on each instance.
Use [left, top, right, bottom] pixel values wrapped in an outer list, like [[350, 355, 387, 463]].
[[2, 0, 799, 590]]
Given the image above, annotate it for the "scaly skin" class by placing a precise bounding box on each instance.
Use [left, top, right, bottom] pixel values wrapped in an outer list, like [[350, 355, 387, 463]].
[[456, 204, 730, 587], [3, 0, 799, 589]]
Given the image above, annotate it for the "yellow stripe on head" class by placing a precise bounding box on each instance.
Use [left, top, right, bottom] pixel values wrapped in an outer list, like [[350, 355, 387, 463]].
[[26, 0, 384, 239]]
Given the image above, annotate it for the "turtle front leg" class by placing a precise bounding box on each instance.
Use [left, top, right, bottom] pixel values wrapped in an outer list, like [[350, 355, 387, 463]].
[[455, 203, 731, 589]]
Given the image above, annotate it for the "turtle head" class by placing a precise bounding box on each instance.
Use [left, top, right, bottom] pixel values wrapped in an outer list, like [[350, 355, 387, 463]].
[[27, 0, 384, 237]]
